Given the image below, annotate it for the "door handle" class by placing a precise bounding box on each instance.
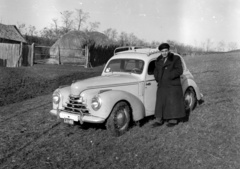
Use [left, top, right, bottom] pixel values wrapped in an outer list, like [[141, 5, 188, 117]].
[[146, 82, 151, 85]]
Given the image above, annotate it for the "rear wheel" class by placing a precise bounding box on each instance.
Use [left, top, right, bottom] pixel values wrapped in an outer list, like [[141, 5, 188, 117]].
[[106, 101, 131, 136], [184, 87, 197, 111]]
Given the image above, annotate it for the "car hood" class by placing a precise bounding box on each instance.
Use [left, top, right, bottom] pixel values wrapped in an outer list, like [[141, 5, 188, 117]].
[[70, 74, 140, 95]]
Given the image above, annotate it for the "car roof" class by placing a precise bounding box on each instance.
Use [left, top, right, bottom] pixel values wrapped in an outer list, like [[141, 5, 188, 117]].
[[111, 46, 188, 70], [112, 47, 160, 62]]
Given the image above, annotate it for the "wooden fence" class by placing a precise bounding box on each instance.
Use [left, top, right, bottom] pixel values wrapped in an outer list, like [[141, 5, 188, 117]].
[[34, 45, 90, 67], [0, 43, 34, 67], [22, 44, 34, 66], [0, 43, 92, 67]]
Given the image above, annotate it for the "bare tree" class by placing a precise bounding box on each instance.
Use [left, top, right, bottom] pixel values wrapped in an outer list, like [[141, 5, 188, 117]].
[[17, 22, 26, 35], [228, 42, 238, 51], [28, 25, 37, 36], [136, 39, 149, 46], [119, 32, 128, 46], [52, 19, 58, 32], [103, 28, 111, 38], [75, 9, 89, 31], [118, 32, 149, 46], [128, 33, 138, 45], [194, 40, 198, 48], [51, 18, 63, 39], [40, 27, 55, 40], [217, 41, 225, 52], [201, 42, 206, 52], [150, 41, 160, 47], [206, 38, 213, 52], [60, 10, 74, 33], [110, 29, 118, 41], [167, 40, 177, 49], [103, 28, 118, 41], [88, 22, 100, 32]]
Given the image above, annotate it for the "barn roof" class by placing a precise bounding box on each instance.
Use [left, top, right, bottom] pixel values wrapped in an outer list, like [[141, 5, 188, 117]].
[[0, 23, 27, 43]]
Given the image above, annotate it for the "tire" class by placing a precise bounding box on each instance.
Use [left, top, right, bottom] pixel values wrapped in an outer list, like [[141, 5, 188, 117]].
[[184, 87, 197, 111], [106, 101, 131, 136]]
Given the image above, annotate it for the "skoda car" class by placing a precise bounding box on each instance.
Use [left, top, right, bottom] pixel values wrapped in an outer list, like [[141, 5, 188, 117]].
[[50, 46, 203, 136]]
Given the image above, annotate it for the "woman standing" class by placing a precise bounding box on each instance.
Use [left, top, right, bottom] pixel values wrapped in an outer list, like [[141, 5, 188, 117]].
[[152, 43, 186, 127]]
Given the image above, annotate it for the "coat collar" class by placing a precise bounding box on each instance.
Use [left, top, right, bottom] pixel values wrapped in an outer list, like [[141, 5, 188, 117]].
[[157, 52, 174, 65]]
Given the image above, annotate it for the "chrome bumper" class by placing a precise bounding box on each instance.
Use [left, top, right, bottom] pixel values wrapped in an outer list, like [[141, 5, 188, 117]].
[[50, 109, 105, 124]]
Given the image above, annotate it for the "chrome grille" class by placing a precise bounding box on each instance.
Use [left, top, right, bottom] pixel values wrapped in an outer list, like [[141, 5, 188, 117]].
[[63, 95, 89, 114]]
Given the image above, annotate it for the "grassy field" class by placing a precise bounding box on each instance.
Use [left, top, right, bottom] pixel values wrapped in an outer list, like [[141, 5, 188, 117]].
[[0, 64, 103, 106], [0, 52, 240, 169]]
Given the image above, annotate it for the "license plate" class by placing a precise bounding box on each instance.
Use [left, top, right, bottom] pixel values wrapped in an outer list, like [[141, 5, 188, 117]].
[[64, 118, 74, 125]]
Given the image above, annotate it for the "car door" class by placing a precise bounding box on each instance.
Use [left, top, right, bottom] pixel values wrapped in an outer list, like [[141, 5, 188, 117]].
[[144, 60, 157, 116]]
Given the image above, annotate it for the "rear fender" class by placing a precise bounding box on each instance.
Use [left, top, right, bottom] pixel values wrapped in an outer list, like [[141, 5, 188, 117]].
[[182, 78, 202, 100], [97, 90, 145, 121]]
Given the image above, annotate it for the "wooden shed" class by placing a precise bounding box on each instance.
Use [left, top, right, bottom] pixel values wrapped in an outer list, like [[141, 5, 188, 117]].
[[0, 23, 28, 67]]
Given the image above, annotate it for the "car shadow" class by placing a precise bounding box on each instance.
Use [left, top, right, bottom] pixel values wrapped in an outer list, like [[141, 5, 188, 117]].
[[198, 99, 205, 105], [134, 115, 155, 127], [135, 109, 193, 126], [74, 121, 106, 130]]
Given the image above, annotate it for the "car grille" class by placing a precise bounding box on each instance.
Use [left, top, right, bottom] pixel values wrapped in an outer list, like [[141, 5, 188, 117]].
[[63, 95, 89, 115]]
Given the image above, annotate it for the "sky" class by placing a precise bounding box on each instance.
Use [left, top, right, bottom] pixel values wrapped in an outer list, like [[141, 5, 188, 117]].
[[1, 0, 240, 48]]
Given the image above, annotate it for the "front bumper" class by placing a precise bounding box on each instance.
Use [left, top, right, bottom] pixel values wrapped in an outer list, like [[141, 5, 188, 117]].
[[50, 109, 105, 124]]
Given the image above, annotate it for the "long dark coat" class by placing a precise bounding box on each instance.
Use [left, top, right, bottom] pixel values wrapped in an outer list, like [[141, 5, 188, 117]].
[[153, 52, 185, 120]]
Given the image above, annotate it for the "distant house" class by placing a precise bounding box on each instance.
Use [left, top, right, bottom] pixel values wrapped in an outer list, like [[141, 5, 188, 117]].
[[0, 23, 27, 44]]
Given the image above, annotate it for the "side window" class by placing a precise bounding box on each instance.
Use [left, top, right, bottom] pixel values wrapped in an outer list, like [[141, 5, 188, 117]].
[[148, 60, 156, 75]]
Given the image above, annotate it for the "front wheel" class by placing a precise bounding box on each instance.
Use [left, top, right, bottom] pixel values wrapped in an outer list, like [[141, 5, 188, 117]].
[[184, 87, 197, 111], [106, 101, 131, 136]]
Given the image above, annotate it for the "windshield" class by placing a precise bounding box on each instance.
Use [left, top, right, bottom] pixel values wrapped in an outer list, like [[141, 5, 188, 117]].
[[105, 59, 144, 74]]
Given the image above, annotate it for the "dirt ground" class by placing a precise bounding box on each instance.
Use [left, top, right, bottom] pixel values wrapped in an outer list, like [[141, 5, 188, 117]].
[[0, 52, 240, 168]]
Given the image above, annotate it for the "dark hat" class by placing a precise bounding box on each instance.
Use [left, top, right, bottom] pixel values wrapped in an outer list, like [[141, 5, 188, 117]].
[[158, 43, 170, 51]]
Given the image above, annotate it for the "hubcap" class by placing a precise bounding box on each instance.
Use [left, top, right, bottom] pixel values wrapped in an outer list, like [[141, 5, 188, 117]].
[[116, 109, 127, 128], [185, 92, 193, 109]]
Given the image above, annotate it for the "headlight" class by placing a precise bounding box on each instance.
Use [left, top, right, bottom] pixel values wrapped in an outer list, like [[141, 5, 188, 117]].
[[91, 95, 102, 111], [53, 92, 60, 104]]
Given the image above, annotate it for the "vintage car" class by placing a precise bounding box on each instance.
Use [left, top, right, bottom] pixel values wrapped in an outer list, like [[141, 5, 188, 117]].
[[50, 46, 203, 136]]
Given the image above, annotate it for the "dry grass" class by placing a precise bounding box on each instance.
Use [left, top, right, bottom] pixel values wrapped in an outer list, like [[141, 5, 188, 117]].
[[0, 52, 240, 169]]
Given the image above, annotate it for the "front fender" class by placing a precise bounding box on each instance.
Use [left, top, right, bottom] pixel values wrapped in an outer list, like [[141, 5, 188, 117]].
[[96, 90, 145, 121], [53, 86, 71, 110]]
